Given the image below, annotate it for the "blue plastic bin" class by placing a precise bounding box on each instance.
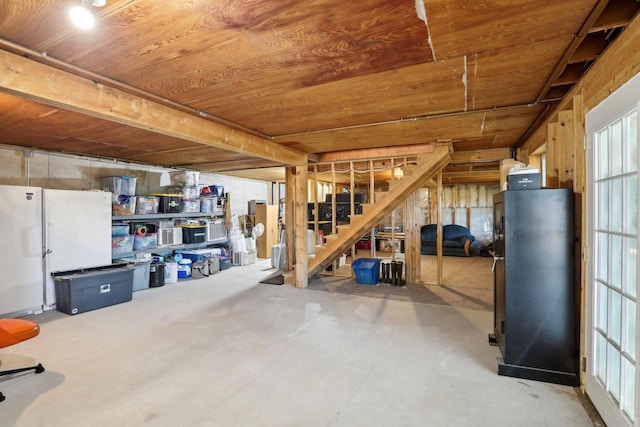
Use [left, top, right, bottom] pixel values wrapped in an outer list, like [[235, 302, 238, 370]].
[[351, 258, 381, 285]]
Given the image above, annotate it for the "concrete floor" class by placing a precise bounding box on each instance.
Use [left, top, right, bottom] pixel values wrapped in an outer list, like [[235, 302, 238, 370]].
[[1, 259, 594, 426]]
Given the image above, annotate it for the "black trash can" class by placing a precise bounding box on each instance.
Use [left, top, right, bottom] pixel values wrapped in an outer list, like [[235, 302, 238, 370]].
[[149, 262, 165, 288]]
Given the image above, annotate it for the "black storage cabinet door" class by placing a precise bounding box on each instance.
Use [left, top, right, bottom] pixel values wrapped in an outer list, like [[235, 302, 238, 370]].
[[492, 188, 578, 386]]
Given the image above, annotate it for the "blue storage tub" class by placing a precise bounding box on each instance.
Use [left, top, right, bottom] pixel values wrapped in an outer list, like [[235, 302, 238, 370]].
[[351, 258, 381, 285]]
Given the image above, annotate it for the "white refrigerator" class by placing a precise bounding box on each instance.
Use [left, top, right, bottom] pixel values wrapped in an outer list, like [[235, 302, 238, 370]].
[[0, 186, 113, 316], [0, 186, 44, 316]]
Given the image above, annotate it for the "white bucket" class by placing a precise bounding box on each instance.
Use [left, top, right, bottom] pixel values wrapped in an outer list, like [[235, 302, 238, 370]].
[[164, 261, 178, 284]]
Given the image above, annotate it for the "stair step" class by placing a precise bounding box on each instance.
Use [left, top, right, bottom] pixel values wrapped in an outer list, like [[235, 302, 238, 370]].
[[349, 214, 364, 222]]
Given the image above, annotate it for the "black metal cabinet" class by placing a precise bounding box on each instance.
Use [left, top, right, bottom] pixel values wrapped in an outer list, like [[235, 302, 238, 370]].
[[490, 189, 579, 386]]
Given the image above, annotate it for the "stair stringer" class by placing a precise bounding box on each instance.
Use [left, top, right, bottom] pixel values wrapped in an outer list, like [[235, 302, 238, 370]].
[[307, 145, 452, 277]]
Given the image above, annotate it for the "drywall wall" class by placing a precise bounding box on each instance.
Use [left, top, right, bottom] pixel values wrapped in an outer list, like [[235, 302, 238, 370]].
[[0, 146, 268, 216]]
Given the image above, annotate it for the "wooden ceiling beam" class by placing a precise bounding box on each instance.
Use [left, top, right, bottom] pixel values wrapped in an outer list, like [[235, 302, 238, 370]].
[[317, 143, 435, 163], [185, 158, 280, 172], [442, 170, 500, 185], [451, 148, 512, 164], [0, 49, 307, 166]]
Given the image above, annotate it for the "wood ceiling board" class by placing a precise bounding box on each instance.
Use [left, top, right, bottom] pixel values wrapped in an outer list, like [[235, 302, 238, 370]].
[[221, 167, 286, 183], [442, 170, 499, 185], [0, 94, 207, 153], [424, 0, 599, 59], [129, 146, 247, 167], [0, 127, 65, 148], [452, 137, 501, 152], [468, 37, 572, 110], [277, 104, 542, 154], [33, 137, 150, 158], [225, 59, 466, 136], [189, 158, 282, 172], [0, 49, 307, 165], [41, 1, 432, 107]]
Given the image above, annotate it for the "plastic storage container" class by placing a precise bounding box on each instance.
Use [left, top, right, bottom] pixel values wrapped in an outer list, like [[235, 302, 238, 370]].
[[99, 176, 137, 198], [180, 224, 207, 244], [178, 186, 199, 200], [135, 196, 159, 214], [53, 265, 134, 315], [112, 224, 130, 236], [112, 235, 134, 257], [112, 196, 137, 216], [181, 199, 201, 213], [149, 194, 182, 213], [133, 233, 158, 251], [114, 258, 151, 292], [169, 171, 200, 186], [351, 258, 381, 285]]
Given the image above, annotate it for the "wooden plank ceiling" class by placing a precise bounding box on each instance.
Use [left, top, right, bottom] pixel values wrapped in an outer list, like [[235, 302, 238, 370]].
[[0, 0, 638, 184]]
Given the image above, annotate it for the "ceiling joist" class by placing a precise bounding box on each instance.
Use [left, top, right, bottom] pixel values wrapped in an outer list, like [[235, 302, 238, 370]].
[[0, 49, 307, 167]]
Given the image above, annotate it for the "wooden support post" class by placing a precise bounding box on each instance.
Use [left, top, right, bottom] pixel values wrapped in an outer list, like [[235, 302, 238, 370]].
[[436, 171, 443, 286], [369, 160, 375, 204], [350, 162, 356, 266], [369, 160, 376, 257], [331, 163, 337, 235], [404, 189, 421, 284], [294, 165, 308, 288]]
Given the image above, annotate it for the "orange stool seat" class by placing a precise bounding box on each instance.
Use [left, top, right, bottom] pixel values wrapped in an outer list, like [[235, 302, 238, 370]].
[[0, 319, 40, 346], [0, 317, 44, 403]]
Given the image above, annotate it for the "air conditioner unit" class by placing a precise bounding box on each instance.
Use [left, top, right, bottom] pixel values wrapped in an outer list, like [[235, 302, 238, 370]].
[[158, 227, 182, 246], [206, 219, 226, 241]]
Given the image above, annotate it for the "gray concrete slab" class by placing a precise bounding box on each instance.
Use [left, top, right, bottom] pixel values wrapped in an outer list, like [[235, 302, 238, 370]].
[[1, 259, 593, 426]]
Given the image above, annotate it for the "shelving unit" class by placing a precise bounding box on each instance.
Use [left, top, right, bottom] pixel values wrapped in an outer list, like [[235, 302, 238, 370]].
[[111, 212, 228, 259]]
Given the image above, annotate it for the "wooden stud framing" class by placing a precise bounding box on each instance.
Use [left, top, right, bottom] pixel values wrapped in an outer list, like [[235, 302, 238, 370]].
[[404, 189, 421, 283], [285, 167, 296, 272], [436, 171, 443, 286]]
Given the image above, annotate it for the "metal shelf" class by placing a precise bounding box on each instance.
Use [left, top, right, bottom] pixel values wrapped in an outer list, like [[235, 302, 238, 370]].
[[113, 212, 223, 221], [112, 238, 228, 260]]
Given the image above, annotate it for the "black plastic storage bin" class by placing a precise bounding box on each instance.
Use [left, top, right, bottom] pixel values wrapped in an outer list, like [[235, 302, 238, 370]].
[[150, 194, 182, 213], [53, 264, 134, 315], [180, 225, 207, 244]]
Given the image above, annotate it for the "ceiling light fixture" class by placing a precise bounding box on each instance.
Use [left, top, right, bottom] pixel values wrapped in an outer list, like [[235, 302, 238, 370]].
[[69, 0, 106, 30]]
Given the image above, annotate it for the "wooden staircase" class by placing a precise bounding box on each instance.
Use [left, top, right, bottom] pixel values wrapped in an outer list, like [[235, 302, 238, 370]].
[[301, 144, 452, 279]]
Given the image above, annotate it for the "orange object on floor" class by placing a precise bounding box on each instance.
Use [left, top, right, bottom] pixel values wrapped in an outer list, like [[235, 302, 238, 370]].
[[0, 318, 45, 403]]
